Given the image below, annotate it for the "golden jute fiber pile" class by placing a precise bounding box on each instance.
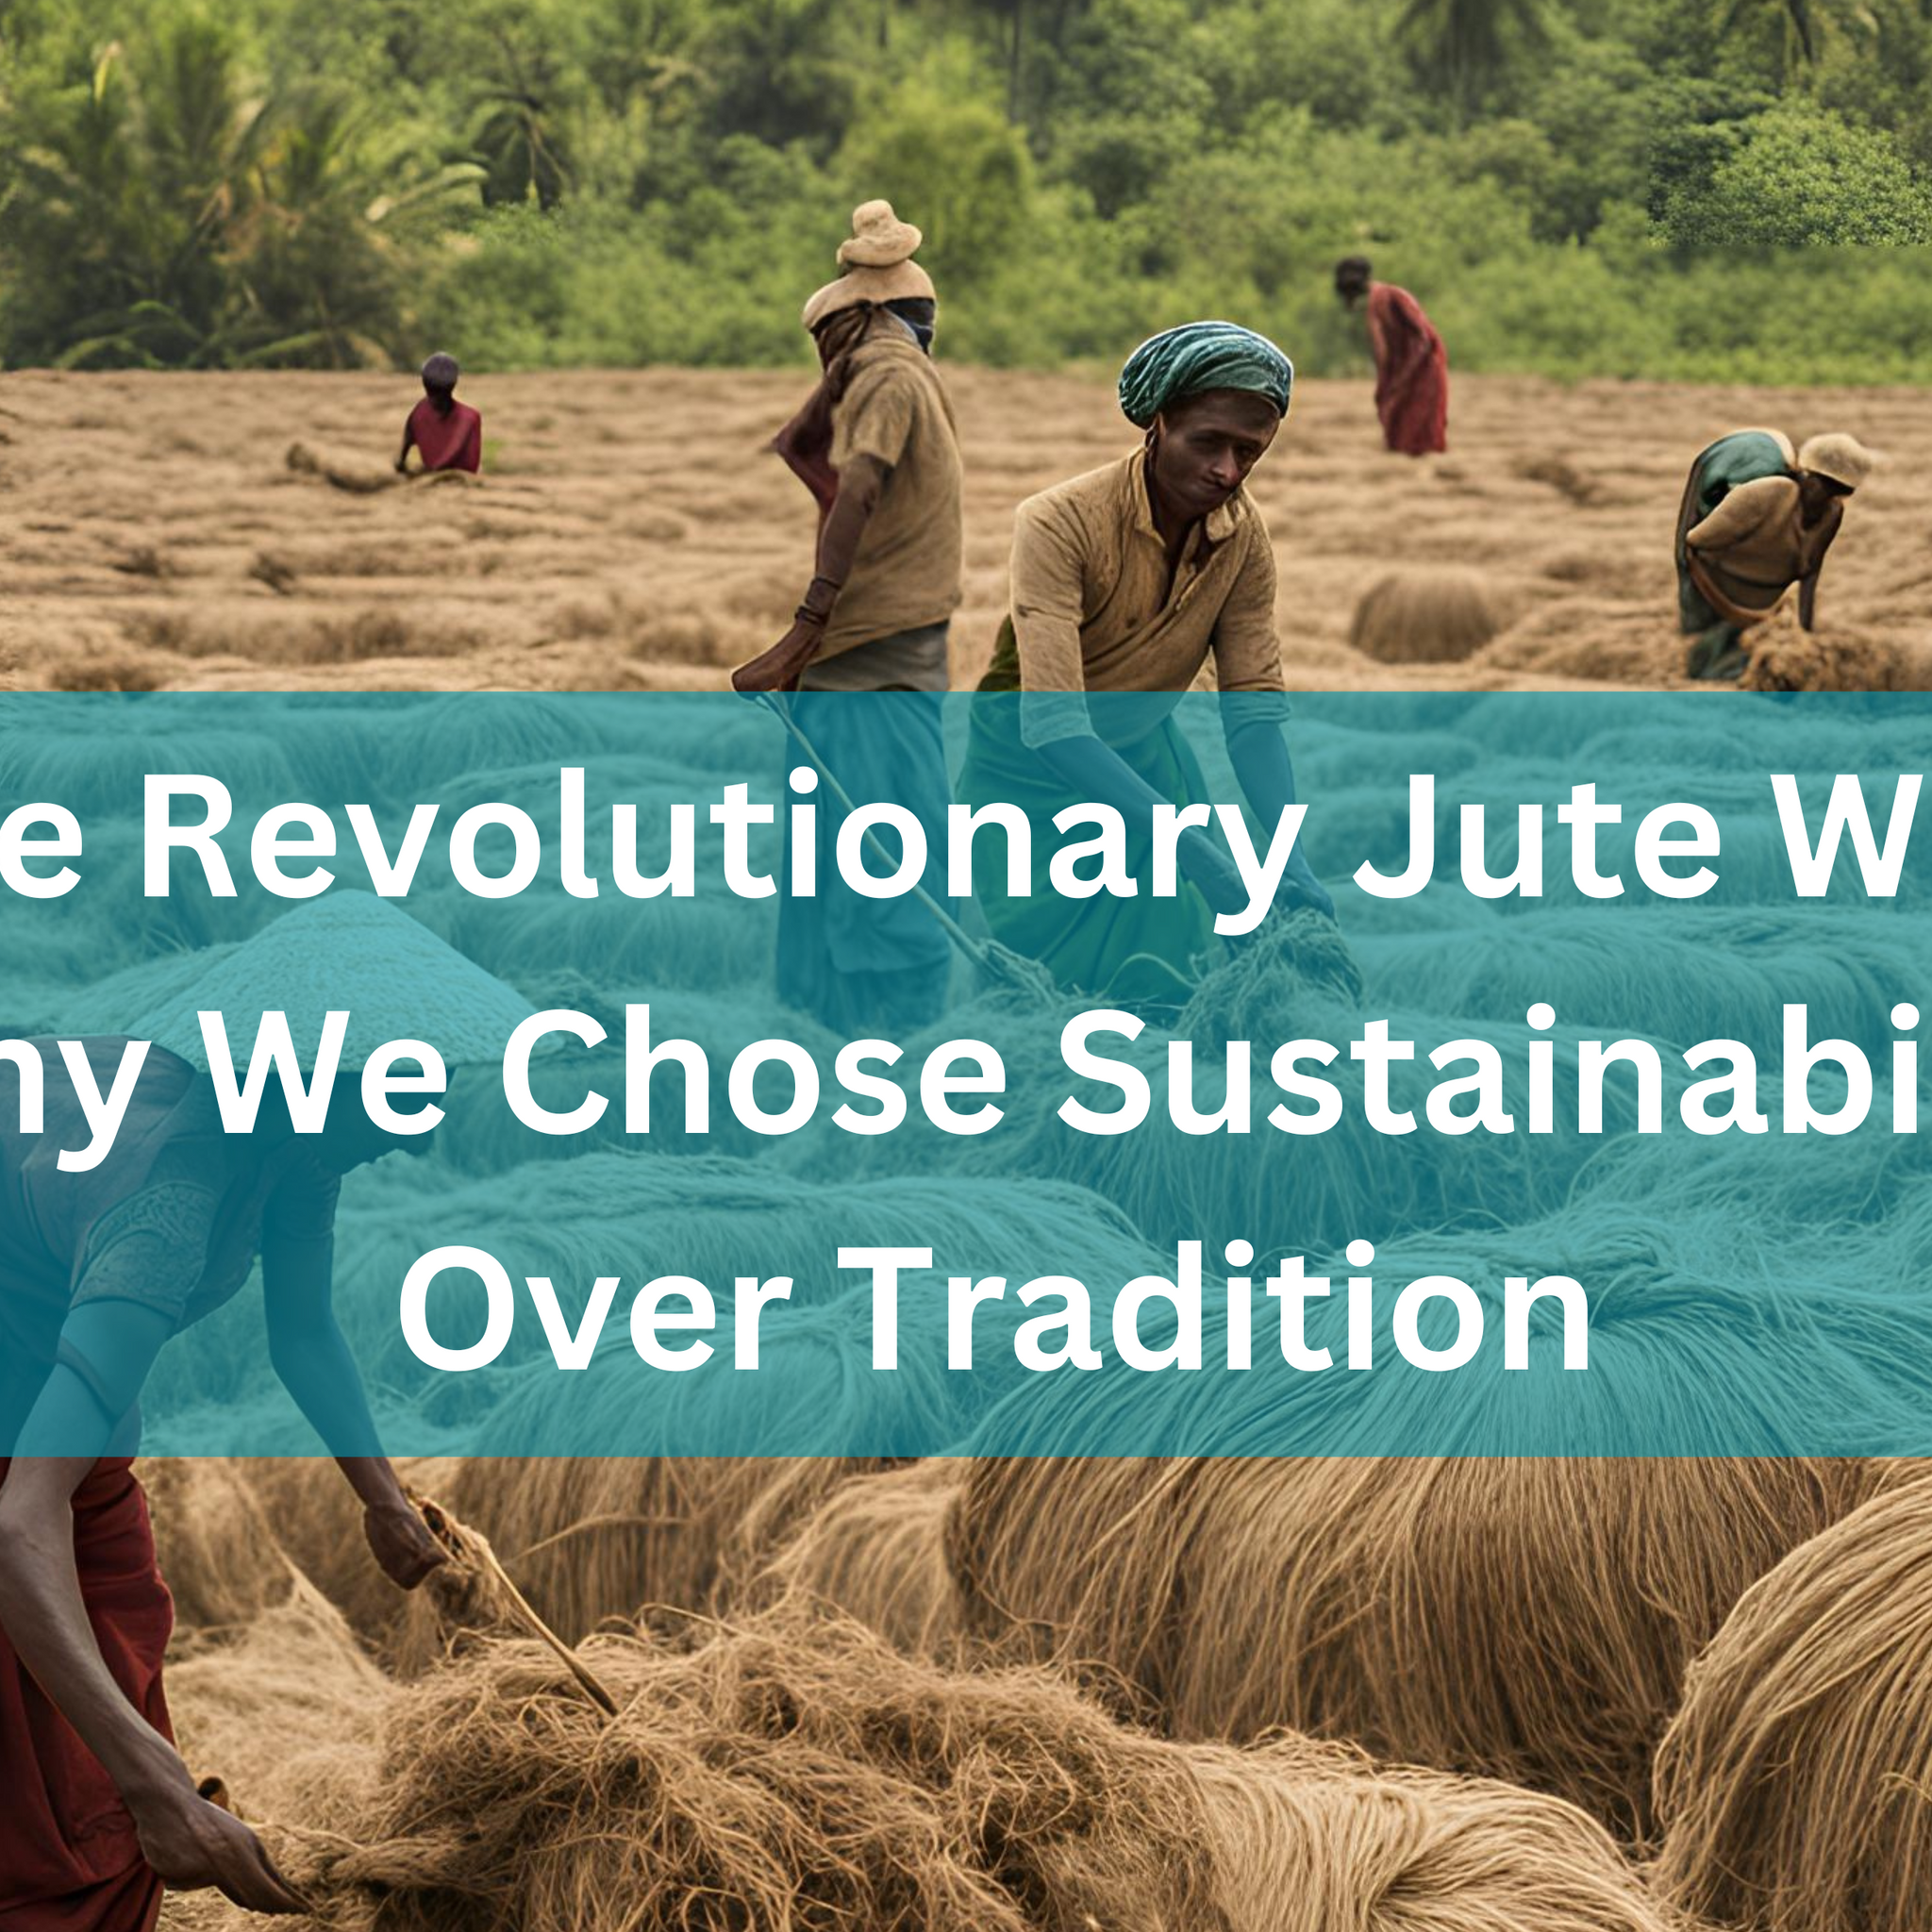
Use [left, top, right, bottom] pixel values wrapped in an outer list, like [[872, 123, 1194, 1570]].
[[158, 1580, 388, 1932], [949, 1455, 1878, 1838], [158, 1587, 1690, 1932], [1191, 1734, 1685, 1932], [1349, 568, 1502, 664], [406, 1454, 898, 1650], [754, 1458, 968, 1658], [139, 1457, 303, 1632], [1739, 608, 1906, 692], [267, 1610, 1226, 1932], [1653, 1474, 1932, 1932], [284, 441, 480, 495], [174, 1457, 461, 1656], [209, 1458, 919, 1671]]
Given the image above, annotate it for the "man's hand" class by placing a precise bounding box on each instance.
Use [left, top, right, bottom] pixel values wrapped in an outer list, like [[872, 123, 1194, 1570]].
[[1176, 830, 1251, 919], [732, 612, 828, 695], [136, 1786, 312, 1914], [1283, 855, 1336, 921], [363, 1497, 448, 1591]]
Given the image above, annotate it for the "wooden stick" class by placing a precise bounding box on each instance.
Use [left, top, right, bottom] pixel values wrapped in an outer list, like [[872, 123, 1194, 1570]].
[[408, 1491, 621, 1719]]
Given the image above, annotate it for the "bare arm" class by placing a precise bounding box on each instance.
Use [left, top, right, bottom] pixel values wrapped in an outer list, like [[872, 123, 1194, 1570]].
[[396, 414, 416, 474], [263, 1230, 447, 1591], [1797, 503, 1844, 631], [0, 1379, 308, 1910], [731, 452, 889, 693]]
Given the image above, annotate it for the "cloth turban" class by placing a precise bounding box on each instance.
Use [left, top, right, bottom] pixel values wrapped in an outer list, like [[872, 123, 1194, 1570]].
[[1118, 321, 1293, 428]]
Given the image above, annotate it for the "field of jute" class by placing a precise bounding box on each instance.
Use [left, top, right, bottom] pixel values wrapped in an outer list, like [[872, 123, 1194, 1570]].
[[4, 368, 1925, 694]]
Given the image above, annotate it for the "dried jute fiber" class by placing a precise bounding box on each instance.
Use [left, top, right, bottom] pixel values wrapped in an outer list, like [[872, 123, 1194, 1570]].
[[1653, 1471, 1932, 1932], [1350, 567, 1501, 664]]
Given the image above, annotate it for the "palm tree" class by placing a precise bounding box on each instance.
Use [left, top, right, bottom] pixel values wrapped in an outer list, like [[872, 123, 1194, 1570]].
[[225, 89, 483, 366], [1392, 0, 1548, 122], [1717, 0, 1881, 80], [2, 29, 477, 369]]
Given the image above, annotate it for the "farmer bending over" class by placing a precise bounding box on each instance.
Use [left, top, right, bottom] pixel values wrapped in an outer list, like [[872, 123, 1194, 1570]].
[[396, 352, 482, 475], [732, 200, 964, 1034], [1675, 428, 1873, 680], [958, 320, 1333, 1008], [0, 901, 539, 1924]]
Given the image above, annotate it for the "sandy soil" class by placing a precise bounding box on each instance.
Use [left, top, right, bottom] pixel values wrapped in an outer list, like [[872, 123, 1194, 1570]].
[[1, 368, 1924, 693]]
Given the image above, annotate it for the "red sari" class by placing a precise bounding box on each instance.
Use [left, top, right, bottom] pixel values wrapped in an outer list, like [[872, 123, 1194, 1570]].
[[1, 1041, 335, 1928], [0, 1459, 172, 1932], [1367, 282, 1449, 457]]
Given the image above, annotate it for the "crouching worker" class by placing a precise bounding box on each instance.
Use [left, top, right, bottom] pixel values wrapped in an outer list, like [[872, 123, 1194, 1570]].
[[732, 200, 964, 1035], [1676, 428, 1873, 680], [958, 321, 1333, 1009], [396, 352, 482, 475], [0, 901, 540, 1924]]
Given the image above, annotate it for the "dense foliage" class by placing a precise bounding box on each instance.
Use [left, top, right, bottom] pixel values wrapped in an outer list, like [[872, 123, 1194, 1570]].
[[3, 0, 1929, 377]]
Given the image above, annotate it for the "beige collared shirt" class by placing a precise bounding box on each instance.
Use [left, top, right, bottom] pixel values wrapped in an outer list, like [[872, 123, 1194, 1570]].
[[1004, 449, 1289, 746], [822, 334, 964, 659]]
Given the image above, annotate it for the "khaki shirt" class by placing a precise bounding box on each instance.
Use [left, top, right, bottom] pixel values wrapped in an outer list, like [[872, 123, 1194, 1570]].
[[823, 335, 964, 659], [1005, 449, 1289, 746], [1686, 475, 1841, 616]]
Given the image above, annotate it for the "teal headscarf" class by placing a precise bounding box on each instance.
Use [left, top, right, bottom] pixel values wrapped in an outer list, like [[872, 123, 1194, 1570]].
[[1118, 321, 1293, 428]]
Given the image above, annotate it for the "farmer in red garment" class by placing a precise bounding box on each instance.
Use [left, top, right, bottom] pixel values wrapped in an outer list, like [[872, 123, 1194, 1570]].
[[1335, 257, 1448, 457], [396, 352, 481, 475], [0, 902, 536, 1926]]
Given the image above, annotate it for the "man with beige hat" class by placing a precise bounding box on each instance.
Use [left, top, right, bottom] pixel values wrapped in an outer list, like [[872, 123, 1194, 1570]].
[[733, 201, 964, 1034], [1674, 426, 1874, 680], [733, 198, 963, 697]]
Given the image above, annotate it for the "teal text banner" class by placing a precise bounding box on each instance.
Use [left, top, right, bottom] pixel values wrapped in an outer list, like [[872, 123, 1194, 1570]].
[[1, 691, 1926, 1457]]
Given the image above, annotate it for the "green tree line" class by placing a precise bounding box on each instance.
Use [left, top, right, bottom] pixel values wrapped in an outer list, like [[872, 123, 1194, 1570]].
[[2, 0, 1929, 378]]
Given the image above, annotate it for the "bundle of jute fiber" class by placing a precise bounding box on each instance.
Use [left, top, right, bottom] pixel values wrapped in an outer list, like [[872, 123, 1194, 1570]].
[[1176, 904, 1365, 1048], [946, 1453, 1882, 1840], [284, 440, 403, 493], [1470, 599, 1686, 685], [1740, 603, 1905, 692], [1160, 1456, 1882, 1843], [274, 1609, 1225, 1932], [158, 1578, 390, 1932], [1652, 1476, 1932, 1932], [1191, 1734, 1685, 1932], [752, 1459, 969, 1659], [1349, 567, 1502, 664], [945, 1457, 1198, 1715], [139, 1457, 301, 1632], [1356, 905, 1932, 1062], [284, 441, 478, 494], [227, 1455, 466, 1648], [388, 1454, 906, 1653]]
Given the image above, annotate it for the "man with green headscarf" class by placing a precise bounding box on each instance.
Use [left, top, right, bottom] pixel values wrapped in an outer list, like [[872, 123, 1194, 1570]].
[[958, 320, 1331, 1007]]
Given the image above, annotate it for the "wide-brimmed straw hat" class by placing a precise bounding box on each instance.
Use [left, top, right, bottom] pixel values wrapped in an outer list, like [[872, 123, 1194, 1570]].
[[1797, 433, 1875, 492], [802, 199, 935, 331], [839, 199, 922, 267], [127, 892, 541, 1074]]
